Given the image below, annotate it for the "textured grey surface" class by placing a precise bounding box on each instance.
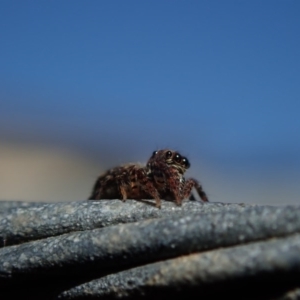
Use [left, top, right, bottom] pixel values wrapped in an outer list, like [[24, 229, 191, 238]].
[[1, 205, 300, 278], [0, 199, 253, 246], [0, 199, 300, 299], [59, 233, 300, 299]]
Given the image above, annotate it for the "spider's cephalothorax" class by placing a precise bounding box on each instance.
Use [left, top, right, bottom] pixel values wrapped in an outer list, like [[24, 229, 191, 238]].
[[147, 149, 208, 206], [88, 149, 208, 208]]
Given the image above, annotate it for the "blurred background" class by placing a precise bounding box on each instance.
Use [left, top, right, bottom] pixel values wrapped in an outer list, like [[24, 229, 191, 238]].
[[0, 1, 299, 205]]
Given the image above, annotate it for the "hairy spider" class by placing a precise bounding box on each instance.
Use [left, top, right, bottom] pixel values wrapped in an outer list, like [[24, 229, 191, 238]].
[[88, 149, 208, 208]]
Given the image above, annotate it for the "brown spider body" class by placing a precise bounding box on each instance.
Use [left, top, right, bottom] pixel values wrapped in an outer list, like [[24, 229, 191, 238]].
[[88, 149, 208, 208], [88, 163, 160, 201]]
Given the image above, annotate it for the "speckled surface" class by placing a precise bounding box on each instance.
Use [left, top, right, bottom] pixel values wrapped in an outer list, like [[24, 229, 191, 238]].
[[1, 199, 300, 299], [58, 233, 300, 299], [0, 199, 254, 246]]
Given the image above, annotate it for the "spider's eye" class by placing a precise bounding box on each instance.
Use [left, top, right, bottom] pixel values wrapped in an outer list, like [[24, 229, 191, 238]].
[[182, 158, 190, 168], [165, 151, 172, 159], [174, 154, 181, 163], [152, 151, 158, 157]]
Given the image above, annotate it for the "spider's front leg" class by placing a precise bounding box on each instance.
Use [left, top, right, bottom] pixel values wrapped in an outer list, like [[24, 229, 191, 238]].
[[136, 169, 162, 208], [163, 168, 184, 206], [183, 178, 209, 202]]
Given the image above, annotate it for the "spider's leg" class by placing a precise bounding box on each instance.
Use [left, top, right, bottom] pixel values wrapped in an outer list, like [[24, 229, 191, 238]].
[[162, 168, 184, 206], [136, 168, 162, 208], [183, 178, 209, 202]]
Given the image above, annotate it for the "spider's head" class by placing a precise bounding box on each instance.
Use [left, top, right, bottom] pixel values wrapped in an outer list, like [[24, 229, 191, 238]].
[[148, 149, 190, 173]]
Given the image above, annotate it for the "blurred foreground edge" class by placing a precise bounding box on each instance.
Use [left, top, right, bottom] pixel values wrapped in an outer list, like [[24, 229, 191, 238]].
[[0, 199, 300, 300]]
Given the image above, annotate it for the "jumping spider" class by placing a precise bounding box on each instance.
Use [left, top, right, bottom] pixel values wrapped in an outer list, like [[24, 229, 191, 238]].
[[88, 149, 208, 208]]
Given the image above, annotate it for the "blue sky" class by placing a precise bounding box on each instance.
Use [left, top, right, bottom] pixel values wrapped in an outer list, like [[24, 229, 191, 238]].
[[0, 1, 299, 172]]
